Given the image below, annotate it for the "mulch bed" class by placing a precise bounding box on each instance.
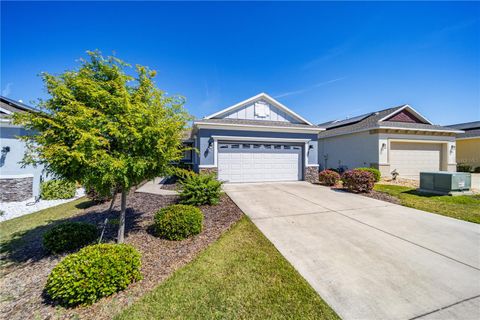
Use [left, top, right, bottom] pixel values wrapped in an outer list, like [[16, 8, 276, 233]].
[[159, 177, 180, 191], [0, 192, 243, 320], [358, 189, 401, 205]]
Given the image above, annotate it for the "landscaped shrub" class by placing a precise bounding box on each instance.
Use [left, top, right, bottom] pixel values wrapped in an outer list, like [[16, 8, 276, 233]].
[[43, 222, 98, 254], [45, 243, 142, 307], [179, 173, 223, 206], [154, 204, 203, 240], [172, 167, 196, 182], [457, 163, 472, 173], [40, 179, 76, 200], [355, 167, 381, 182], [86, 187, 112, 204], [342, 169, 375, 193], [318, 170, 341, 186]]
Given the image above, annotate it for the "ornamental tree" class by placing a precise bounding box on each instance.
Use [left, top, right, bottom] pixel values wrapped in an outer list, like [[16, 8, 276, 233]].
[[14, 51, 191, 243]]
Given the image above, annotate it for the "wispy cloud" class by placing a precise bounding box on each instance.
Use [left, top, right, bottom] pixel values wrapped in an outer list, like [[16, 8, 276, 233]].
[[2, 83, 12, 97], [420, 19, 478, 49], [274, 77, 346, 99]]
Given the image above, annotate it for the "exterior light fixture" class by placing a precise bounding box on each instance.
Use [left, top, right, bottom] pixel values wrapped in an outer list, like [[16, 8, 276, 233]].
[[381, 143, 387, 153]]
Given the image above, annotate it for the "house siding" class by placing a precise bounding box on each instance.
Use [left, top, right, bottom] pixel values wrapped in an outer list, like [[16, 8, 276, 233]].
[[318, 131, 379, 170], [0, 125, 48, 198], [220, 99, 301, 123]]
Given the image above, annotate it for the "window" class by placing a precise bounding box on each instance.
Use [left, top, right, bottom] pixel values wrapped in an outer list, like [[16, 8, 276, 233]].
[[264, 144, 272, 149], [283, 145, 291, 150], [253, 144, 261, 149], [293, 146, 301, 150], [231, 144, 240, 149], [254, 101, 269, 118], [242, 144, 251, 149], [274, 145, 282, 149], [219, 144, 229, 149]]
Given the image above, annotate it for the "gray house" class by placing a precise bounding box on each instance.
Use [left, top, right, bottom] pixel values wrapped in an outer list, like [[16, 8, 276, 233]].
[[0, 96, 46, 201], [318, 105, 462, 179], [189, 93, 324, 183]]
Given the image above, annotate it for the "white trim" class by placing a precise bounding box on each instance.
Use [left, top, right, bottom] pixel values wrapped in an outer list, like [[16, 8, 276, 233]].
[[0, 107, 13, 115], [378, 104, 433, 124], [0, 174, 34, 179], [194, 122, 324, 133], [211, 135, 311, 143], [456, 136, 480, 141], [388, 139, 450, 144], [306, 164, 320, 167], [199, 165, 217, 168], [321, 126, 461, 139], [204, 92, 314, 126]]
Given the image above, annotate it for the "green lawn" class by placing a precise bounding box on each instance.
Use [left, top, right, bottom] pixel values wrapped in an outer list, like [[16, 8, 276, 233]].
[[374, 184, 480, 223], [116, 217, 339, 320]]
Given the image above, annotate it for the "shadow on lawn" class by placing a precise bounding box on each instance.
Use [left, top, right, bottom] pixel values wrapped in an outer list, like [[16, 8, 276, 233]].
[[0, 197, 149, 266]]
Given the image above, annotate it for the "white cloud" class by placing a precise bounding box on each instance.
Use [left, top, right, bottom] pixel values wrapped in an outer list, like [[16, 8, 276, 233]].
[[274, 77, 346, 99], [2, 83, 12, 97]]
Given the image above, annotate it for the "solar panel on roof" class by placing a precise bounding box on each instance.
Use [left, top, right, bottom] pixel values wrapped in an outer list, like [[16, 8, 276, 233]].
[[323, 112, 373, 129]]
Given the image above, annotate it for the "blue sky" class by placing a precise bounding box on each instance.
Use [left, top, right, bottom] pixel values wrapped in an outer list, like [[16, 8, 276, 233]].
[[1, 1, 479, 125]]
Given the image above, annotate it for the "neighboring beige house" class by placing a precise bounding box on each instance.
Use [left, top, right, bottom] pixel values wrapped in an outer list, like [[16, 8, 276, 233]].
[[447, 121, 480, 170], [318, 105, 463, 180]]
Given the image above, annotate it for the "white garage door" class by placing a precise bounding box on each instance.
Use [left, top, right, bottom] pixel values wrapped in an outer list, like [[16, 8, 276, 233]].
[[218, 143, 302, 183], [390, 142, 441, 179]]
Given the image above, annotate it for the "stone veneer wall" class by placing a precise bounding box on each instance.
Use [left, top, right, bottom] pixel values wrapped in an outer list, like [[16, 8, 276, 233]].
[[199, 167, 218, 177], [0, 176, 33, 202], [305, 166, 319, 183]]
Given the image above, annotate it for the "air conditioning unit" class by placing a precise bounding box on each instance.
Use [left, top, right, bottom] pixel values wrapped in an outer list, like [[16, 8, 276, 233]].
[[420, 172, 471, 195]]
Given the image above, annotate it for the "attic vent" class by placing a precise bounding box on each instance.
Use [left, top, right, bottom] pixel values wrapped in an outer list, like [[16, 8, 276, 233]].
[[254, 101, 269, 118]]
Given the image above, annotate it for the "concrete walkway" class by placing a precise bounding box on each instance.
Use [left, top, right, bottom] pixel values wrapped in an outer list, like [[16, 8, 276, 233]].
[[135, 177, 178, 196], [223, 182, 480, 320]]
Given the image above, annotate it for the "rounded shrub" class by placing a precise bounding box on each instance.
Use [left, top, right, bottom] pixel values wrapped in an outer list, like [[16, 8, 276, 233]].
[[154, 204, 203, 240], [40, 179, 76, 200], [179, 173, 223, 206], [342, 169, 375, 193], [355, 167, 381, 182], [43, 222, 98, 254], [45, 243, 142, 307], [318, 170, 341, 186]]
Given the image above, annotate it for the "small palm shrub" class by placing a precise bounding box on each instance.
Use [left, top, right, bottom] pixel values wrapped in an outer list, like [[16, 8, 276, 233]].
[[318, 170, 341, 186], [45, 244, 142, 307], [179, 173, 223, 205], [40, 179, 76, 200], [43, 222, 98, 254], [342, 169, 375, 193], [355, 167, 381, 182], [154, 204, 203, 240]]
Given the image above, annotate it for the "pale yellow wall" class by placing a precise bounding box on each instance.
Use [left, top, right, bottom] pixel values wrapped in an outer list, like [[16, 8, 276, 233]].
[[456, 138, 480, 167]]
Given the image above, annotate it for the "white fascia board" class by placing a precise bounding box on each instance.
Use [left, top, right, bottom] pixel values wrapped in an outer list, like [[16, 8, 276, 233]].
[[456, 136, 480, 141], [194, 122, 324, 134], [211, 135, 311, 143], [0, 107, 13, 115], [204, 92, 314, 126], [378, 104, 433, 124], [320, 126, 461, 139]]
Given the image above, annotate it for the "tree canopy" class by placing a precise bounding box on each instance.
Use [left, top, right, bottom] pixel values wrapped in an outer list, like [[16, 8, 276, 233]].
[[14, 51, 191, 242]]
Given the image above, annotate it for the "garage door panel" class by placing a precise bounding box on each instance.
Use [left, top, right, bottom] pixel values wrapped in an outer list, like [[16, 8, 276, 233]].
[[218, 143, 302, 183], [390, 142, 441, 179]]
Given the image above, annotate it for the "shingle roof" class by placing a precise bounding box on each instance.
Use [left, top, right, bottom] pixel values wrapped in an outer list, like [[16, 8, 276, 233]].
[[447, 121, 480, 131], [194, 118, 323, 129], [0, 96, 38, 120], [318, 105, 460, 138], [456, 129, 480, 139]]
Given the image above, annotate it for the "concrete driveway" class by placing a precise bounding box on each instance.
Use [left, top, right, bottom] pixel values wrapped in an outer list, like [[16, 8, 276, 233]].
[[223, 182, 480, 320]]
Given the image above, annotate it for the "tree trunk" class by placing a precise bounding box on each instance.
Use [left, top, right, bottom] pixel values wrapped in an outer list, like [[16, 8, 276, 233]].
[[117, 189, 127, 243], [107, 190, 117, 215]]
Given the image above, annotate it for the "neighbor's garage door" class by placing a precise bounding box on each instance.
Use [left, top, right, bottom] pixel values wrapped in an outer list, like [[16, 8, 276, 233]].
[[218, 142, 302, 183], [390, 142, 441, 179]]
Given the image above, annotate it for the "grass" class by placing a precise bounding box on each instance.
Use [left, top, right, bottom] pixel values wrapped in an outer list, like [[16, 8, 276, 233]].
[[116, 217, 339, 320], [374, 184, 480, 223], [0, 197, 91, 245]]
